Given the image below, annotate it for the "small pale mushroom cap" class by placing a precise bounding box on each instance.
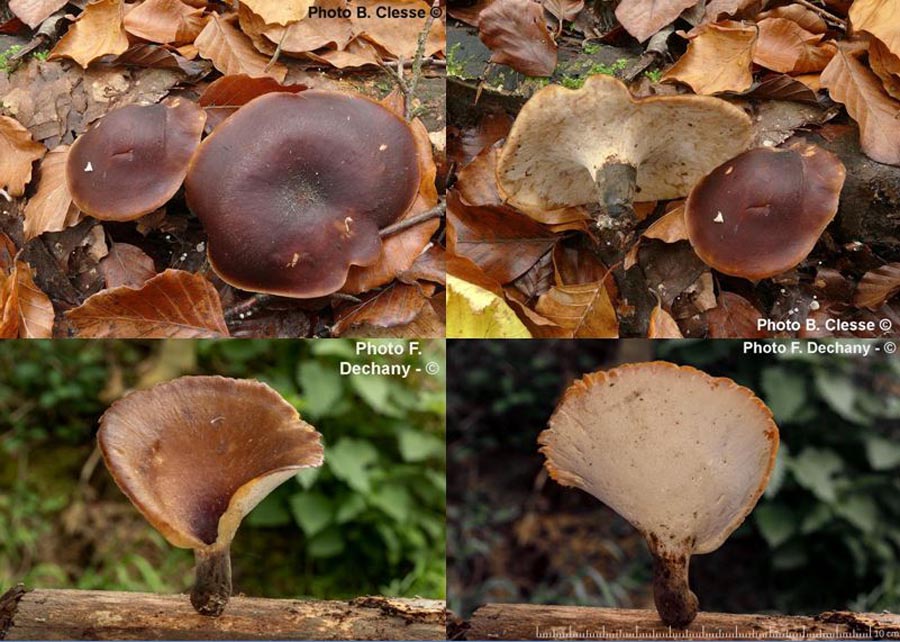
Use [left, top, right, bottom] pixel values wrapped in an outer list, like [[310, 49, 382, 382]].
[[496, 75, 752, 217], [539, 361, 778, 557], [99, 376, 324, 550]]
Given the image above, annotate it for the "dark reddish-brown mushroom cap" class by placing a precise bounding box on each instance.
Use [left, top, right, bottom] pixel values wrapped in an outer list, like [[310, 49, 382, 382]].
[[685, 143, 846, 281], [66, 98, 206, 221], [98, 376, 324, 550], [184, 91, 421, 299]]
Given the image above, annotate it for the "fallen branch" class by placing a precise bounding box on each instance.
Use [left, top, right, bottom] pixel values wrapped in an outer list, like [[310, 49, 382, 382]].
[[1, 587, 445, 641], [466, 603, 900, 640]]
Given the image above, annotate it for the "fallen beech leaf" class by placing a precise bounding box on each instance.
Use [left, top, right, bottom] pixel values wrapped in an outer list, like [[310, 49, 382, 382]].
[[534, 281, 619, 337], [195, 14, 287, 81], [753, 18, 833, 74], [352, 0, 445, 59], [104, 44, 210, 78], [9, 0, 67, 29], [552, 244, 612, 287], [199, 74, 307, 130], [456, 147, 587, 225], [449, 0, 495, 26], [49, 0, 129, 68], [333, 282, 442, 337], [66, 269, 229, 338], [648, 300, 683, 337], [643, 205, 688, 243], [853, 263, 900, 310], [307, 38, 383, 68], [124, 0, 206, 44], [99, 243, 157, 289], [22, 145, 81, 240], [242, 0, 315, 26], [343, 219, 440, 294], [512, 251, 554, 299], [869, 38, 900, 101], [0, 261, 54, 338], [849, 0, 900, 59], [616, 0, 698, 43], [447, 253, 505, 294], [0, 115, 45, 197], [543, 0, 584, 24], [399, 245, 445, 285], [821, 45, 900, 165], [447, 190, 558, 284], [478, 0, 557, 76], [447, 274, 532, 338], [663, 21, 757, 94], [703, 0, 759, 22], [758, 4, 827, 34], [747, 73, 821, 103], [256, 0, 355, 54], [449, 110, 513, 166], [705, 291, 767, 337]]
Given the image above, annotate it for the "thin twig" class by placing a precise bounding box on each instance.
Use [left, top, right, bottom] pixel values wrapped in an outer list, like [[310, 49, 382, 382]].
[[406, 0, 439, 120], [265, 29, 288, 73], [379, 203, 445, 238], [224, 294, 275, 321], [382, 58, 446, 70], [793, 0, 847, 29]]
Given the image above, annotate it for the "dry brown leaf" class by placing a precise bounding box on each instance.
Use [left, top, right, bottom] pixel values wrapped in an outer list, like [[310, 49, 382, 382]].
[[399, 245, 445, 285], [199, 74, 307, 130], [543, 0, 584, 24], [758, 4, 827, 34], [552, 244, 611, 288], [66, 269, 229, 338], [478, 0, 557, 76], [853, 263, 900, 310], [22, 145, 81, 240], [195, 14, 287, 81], [703, 0, 760, 22], [333, 282, 440, 337], [307, 38, 383, 68], [615, 0, 698, 43], [0, 115, 45, 197], [99, 242, 157, 289], [123, 0, 207, 45], [643, 205, 688, 243], [106, 43, 210, 77], [258, 0, 355, 54], [869, 38, 900, 101], [242, 0, 315, 26], [449, 0, 494, 26], [821, 45, 900, 165], [705, 291, 767, 337], [448, 110, 512, 166], [849, 0, 900, 59], [352, 0, 445, 59], [49, 0, 129, 68], [753, 18, 834, 74], [534, 281, 619, 337], [448, 191, 558, 284], [663, 21, 757, 94], [0, 262, 54, 338], [648, 301, 683, 337], [0, 235, 16, 273], [9, 0, 67, 29]]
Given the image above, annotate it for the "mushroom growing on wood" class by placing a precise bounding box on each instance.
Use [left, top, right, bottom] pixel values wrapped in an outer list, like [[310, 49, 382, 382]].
[[66, 99, 206, 221], [685, 143, 846, 280], [495, 75, 752, 227], [99, 376, 324, 616], [539, 361, 778, 627], [184, 91, 421, 298]]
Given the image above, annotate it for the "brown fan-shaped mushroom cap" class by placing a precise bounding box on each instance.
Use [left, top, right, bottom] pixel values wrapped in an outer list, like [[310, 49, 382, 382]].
[[685, 143, 846, 281], [66, 99, 206, 221], [99, 376, 323, 550], [540, 361, 778, 626], [184, 91, 421, 299], [496, 75, 752, 221]]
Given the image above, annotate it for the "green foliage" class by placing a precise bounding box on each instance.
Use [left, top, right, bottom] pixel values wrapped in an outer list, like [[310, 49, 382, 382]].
[[0, 45, 22, 73], [644, 69, 662, 83], [32, 50, 49, 62], [446, 42, 464, 78], [581, 42, 601, 54], [660, 340, 900, 612], [0, 340, 445, 600], [560, 59, 628, 89]]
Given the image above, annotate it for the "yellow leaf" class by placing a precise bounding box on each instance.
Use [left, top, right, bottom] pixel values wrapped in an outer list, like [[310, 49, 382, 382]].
[[446, 275, 532, 338]]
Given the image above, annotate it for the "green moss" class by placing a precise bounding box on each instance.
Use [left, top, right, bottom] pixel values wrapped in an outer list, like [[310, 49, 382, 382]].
[[446, 42, 464, 78], [559, 58, 629, 89], [645, 69, 663, 83], [0, 45, 22, 73], [581, 42, 601, 55]]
